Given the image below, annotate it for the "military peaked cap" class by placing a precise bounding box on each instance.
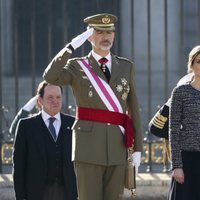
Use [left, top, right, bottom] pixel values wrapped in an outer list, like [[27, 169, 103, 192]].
[[84, 13, 117, 31]]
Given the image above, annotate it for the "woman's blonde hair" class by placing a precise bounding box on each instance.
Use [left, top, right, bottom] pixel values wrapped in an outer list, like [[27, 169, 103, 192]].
[[187, 45, 200, 73]]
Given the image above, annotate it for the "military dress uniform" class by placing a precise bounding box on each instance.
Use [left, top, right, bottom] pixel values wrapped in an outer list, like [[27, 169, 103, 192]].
[[148, 101, 171, 172], [43, 13, 143, 200]]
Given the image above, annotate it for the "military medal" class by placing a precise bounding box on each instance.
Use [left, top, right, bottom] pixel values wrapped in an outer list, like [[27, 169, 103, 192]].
[[122, 93, 128, 101], [102, 65, 106, 73], [121, 78, 127, 86], [116, 78, 129, 101], [116, 84, 123, 92]]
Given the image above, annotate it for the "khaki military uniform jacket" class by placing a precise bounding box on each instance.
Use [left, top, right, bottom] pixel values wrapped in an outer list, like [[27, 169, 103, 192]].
[[43, 49, 143, 166]]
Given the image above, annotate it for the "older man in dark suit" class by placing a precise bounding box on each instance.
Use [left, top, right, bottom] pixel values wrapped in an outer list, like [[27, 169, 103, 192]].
[[43, 13, 143, 200], [12, 81, 77, 200]]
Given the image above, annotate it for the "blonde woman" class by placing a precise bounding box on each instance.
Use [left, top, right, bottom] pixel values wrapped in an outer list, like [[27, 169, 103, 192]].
[[168, 45, 200, 199]]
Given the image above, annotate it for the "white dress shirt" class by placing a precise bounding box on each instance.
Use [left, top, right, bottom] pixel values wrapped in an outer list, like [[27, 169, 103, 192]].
[[41, 110, 61, 139], [91, 50, 112, 73]]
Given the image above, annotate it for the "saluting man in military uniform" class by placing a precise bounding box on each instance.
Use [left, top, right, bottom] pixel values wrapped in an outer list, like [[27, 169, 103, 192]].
[[43, 13, 143, 200]]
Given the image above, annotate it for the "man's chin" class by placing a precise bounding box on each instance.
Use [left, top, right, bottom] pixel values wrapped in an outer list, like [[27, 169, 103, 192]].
[[50, 109, 60, 115], [100, 45, 112, 51]]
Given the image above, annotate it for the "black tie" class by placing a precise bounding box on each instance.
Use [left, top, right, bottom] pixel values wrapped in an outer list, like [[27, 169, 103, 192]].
[[48, 117, 57, 140], [98, 57, 111, 82]]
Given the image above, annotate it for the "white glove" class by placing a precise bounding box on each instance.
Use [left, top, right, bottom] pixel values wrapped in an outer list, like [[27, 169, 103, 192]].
[[132, 152, 141, 176], [70, 28, 94, 50], [22, 95, 38, 112]]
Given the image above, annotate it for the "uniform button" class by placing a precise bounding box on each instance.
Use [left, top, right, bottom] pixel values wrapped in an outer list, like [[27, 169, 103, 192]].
[[58, 57, 61, 61], [78, 127, 81, 130], [107, 123, 110, 125], [67, 126, 70, 129]]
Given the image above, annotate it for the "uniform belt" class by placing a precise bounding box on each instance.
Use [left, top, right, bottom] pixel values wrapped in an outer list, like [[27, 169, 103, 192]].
[[76, 107, 134, 148]]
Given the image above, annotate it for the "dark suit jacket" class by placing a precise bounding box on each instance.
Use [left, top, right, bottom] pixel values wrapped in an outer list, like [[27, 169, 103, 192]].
[[9, 109, 30, 135], [12, 112, 77, 200]]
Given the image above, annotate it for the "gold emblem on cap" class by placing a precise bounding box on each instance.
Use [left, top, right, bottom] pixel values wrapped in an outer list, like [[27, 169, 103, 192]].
[[102, 16, 111, 24]]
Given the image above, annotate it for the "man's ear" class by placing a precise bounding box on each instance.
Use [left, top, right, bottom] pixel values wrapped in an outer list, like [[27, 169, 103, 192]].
[[37, 99, 42, 110], [37, 96, 43, 108]]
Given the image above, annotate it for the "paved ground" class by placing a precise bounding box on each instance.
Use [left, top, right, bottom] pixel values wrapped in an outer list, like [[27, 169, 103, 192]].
[[0, 173, 171, 200]]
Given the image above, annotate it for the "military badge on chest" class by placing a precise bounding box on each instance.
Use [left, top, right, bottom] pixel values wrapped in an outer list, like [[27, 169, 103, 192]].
[[116, 78, 130, 101], [88, 90, 93, 98], [88, 85, 93, 98], [80, 70, 93, 98]]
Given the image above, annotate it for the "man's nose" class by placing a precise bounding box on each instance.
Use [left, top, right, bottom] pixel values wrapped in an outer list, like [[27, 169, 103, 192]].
[[51, 98, 58, 103]]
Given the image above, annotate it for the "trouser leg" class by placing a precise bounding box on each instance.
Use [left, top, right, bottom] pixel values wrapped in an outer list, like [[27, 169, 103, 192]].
[[74, 161, 125, 200]]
